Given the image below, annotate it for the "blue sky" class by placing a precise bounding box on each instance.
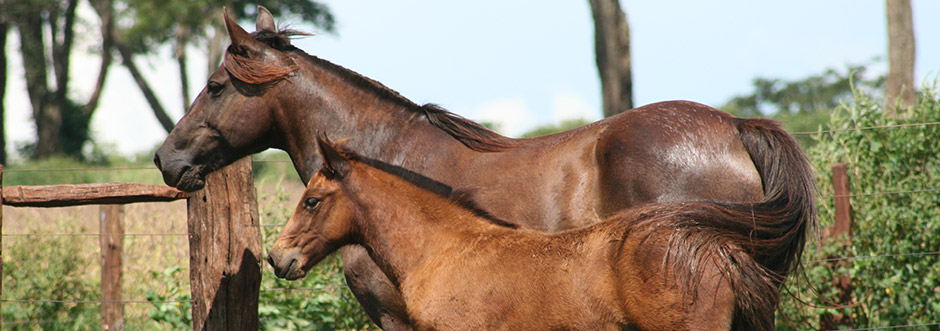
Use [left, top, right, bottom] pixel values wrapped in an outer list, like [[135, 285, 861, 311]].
[[3, 0, 939, 157]]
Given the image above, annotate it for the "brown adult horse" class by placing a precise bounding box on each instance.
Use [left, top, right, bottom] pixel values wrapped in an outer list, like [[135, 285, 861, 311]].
[[269, 136, 783, 330], [154, 8, 816, 329]]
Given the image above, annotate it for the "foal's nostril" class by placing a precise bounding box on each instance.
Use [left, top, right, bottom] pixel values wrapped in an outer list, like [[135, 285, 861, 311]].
[[266, 254, 276, 269], [153, 154, 162, 171]]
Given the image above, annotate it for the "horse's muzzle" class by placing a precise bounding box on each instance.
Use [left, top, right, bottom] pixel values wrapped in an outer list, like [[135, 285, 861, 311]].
[[154, 149, 205, 191], [267, 247, 307, 280]]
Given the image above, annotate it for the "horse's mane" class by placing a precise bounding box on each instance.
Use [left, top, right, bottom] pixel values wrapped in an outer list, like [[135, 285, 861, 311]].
[[334, 150, 518, 229], [228, 29, 516, 152]]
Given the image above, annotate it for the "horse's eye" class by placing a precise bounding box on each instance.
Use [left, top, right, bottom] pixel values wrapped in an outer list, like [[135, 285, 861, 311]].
[[207, 81, 224, 96], [304, 197, 321, 209]]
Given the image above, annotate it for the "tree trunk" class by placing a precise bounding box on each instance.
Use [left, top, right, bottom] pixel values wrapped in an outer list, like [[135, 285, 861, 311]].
[[206, 19, 228, 76], [885, 0, 916, 116], [1, 22, 8, 164], [588, 0, 633, 117], [15, 14, 63, 158]]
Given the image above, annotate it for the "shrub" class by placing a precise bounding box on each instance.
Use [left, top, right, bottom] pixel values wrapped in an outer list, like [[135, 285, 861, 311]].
[[777, 86, 940, 328], [2, 225, 99, 330]]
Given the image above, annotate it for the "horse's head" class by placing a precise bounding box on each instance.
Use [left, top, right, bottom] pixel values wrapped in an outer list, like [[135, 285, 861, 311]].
[[268, 135, 355, 280], [154, 7, 299, 191]]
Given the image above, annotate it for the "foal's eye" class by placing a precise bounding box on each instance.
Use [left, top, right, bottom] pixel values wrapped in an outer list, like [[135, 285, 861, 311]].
[[207, 81, 224, 96], [304, 197, 321, 209]]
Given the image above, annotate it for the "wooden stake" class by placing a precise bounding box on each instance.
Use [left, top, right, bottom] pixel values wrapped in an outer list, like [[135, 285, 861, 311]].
[[187, 157, 262, 330], [100, 204, 125, 330]]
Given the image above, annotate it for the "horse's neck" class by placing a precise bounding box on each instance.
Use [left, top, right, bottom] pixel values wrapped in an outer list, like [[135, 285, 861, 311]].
[[349, 169, 494, 286], [279, 69, 472, 184]]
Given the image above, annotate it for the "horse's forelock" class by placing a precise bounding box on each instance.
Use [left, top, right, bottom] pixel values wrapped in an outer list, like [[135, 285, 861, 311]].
[[221, 29, 309, 85]]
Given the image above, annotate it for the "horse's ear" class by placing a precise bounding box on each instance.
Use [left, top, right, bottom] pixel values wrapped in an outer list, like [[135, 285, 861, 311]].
[[224, 7, 255, 50], [256, 6, 276, 32], [317, 133, 351, 179]]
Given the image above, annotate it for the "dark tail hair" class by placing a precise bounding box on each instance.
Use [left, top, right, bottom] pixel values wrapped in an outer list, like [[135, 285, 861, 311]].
[[626, 118, 817, 329], [735, 117, 817, 280]]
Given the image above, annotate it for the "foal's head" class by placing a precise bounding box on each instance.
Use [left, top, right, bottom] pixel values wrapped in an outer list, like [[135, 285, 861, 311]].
[[268, 135, 356, 280], [154, 7, 303, 191]]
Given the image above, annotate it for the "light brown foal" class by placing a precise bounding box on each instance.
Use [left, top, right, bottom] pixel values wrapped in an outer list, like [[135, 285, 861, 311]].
[[268, 137, 779, 330]]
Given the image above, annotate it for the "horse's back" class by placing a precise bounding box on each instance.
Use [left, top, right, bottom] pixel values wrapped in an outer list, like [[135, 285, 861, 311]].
[[593, 101, 763, 217]]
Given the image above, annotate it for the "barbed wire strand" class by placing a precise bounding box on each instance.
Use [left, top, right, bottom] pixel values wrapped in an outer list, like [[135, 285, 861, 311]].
[[1, 159, 292, 173], [1, 233, 187, 238], [1, 299, 191, 304], [833, 322, 940, 331], [790, 121, 940, 135], [261, 286, 349, 292], [807, 251, 940, 264], [819, 187, 940, 199]]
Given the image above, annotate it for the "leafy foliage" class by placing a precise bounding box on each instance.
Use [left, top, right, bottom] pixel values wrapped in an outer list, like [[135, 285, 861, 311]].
[[519, 118, 593, 138], [1, 226, 100, 330], [777, 85, 940, 329], [119, 0, 335, 54], [145, 266, 193, 329], [722, 62, 884, 148]]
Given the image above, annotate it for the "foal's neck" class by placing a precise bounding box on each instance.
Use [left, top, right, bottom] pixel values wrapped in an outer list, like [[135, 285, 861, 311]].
[[348, 167, 504, 286]]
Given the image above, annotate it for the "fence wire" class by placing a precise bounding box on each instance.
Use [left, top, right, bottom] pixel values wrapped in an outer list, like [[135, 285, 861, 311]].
[[790, 121, 940, 135]]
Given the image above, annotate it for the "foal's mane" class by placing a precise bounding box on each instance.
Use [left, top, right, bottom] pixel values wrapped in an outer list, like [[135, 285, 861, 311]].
[[228, 29, 516, 152], [333, 150, 518, 229]]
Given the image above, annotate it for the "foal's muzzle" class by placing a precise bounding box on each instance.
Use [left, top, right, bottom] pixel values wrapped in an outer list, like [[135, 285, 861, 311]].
[[267, 247, 307, 280]]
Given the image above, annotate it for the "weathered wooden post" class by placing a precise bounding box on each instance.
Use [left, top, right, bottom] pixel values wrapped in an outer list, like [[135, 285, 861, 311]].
[[100, 204, 125, 330], [187, 157, 263, 330], [821, 161, 853, 329], [1, 164, 4, 329]]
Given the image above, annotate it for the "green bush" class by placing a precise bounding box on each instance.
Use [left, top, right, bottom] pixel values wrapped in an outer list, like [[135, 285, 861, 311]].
[[777, 86, 940, 329], [2, 225, 100, 330]]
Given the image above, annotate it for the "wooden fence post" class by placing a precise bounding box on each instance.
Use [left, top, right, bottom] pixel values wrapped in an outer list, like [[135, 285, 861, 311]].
[[1, 164, 4, 329], [100, 204, 125, 330], [187, 157, 262, 330], [831, 162, 851, 238], [821, 161, 853, 329]]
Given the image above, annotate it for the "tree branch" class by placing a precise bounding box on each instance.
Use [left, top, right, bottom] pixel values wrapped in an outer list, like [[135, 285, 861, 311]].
[[84, 0, 114, 117], [175, 26, 191, 112], [116, 42, 175, 133]]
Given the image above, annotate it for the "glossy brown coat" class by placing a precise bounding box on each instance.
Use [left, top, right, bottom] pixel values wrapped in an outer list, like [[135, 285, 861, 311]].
[[154, 8, 816, 329]]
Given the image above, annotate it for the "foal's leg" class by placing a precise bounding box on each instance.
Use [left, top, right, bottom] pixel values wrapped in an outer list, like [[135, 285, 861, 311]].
[[341, 245, 413, 330]]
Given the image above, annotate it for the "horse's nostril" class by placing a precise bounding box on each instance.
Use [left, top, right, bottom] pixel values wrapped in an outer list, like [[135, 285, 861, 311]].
[[153, 154, 162, 171]]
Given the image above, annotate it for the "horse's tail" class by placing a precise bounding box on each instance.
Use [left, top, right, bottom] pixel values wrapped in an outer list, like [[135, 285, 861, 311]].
[[735, 117, 817, 280], [626, 201, 794, 330]]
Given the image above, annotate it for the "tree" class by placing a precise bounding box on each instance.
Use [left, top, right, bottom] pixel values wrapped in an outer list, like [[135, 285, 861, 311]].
[[722, 63, 883, 148], [116, 1, 334, 132], [5, 0, 113, 159], [588, 0, 633, 117], [884, 0, 916, 116], [1, 17, 8, 164]]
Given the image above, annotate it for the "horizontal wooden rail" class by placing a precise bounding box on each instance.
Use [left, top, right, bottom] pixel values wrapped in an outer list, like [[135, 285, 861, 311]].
[[1, 183, 188, 207]]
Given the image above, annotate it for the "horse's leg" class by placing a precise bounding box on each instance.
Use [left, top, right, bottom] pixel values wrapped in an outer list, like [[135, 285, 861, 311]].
[[341, 245, 413, 330]]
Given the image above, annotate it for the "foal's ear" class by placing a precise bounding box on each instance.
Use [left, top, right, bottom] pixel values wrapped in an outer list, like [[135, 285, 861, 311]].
[[224, 7, 259, 51], [256, 6, 276, 32], [316, 134, 351, 179]]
